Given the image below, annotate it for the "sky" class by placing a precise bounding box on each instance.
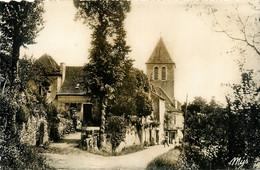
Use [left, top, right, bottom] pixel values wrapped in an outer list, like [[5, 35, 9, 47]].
[[21, 0, 260, 104]]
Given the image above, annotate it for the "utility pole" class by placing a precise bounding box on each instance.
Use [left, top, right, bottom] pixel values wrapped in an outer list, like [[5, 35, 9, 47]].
[[182, 94, 188, 151]]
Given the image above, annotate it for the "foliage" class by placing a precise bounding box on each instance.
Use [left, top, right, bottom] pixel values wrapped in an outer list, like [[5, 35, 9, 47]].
[[45, 102, 60, 142], [74, 0, 131, 103], [19, 56, 61, 142], [225, 64, 260, 168], [0, 142, 51, 169], [185, 2, 260, 168], [183, 96, 228, 169], [108, 68, 153, 118], [146, 148, 197, 170], [17, 56, 36, 89], [0, 91, 17, 142], [114, 145, 144, 156], [0, 56, 61, 168], [106, 116, 126, 152], [0, 91, 50, 169], [87, 144, 144, 157], [183, 66, 259, 169], [74, 0, 131, 147], [0, 0, 44, 84], [136, 90, 153, 117]]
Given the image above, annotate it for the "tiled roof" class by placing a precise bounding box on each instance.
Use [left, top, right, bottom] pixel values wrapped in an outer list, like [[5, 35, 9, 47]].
[[146, 37, 174, 64], [34, 54, 60, 75], [151, 84, 181, 113], [59, 66, 85, 94]]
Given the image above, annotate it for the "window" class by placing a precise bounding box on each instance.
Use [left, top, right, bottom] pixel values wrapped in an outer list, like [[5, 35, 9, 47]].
[[154, 66, 159, 80], [162, 66, 167, 80]]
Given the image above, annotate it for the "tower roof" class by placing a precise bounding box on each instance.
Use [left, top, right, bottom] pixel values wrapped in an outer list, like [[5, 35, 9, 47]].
[[34, 54, 60, 75], [146, 37, 174, 64]]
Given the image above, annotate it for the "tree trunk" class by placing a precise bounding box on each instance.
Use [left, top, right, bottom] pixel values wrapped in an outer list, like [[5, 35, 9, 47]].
[[11, 44, 20, 84], [11, 25, 20, 85], [99, 98, 107, 148]]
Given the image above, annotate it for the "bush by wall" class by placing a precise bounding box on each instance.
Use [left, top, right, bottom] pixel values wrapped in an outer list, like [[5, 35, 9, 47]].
[[0, 91, 50, 169], [106, 116, 126, 152]]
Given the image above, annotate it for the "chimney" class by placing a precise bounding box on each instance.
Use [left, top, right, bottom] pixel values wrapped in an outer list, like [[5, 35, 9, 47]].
[[175, 100, 178, 110], [60, 62, 66, 85]]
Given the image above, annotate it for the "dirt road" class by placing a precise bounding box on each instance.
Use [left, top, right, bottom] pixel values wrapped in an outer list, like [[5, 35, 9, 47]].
[[44, 132, 175, 169]]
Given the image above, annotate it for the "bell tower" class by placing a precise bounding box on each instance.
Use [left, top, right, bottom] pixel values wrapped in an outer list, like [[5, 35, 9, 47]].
[[146, 37, 176, 100]]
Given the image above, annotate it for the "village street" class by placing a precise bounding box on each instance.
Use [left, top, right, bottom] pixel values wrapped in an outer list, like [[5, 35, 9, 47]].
[[43, 132, 175, 169]]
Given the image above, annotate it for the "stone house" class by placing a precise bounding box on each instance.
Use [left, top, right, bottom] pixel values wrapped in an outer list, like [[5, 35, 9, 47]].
[[34, 55, 100, 135]]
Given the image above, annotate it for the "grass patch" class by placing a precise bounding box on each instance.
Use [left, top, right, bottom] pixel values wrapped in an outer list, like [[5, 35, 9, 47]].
[[147, 148, 182, 170], [87, 147, 112, 157], [87, 144, 146, 156], [115, 144, 145, 156]]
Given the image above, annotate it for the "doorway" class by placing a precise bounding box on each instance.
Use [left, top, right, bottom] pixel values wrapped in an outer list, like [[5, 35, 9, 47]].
[[83, 104, 92, 126]]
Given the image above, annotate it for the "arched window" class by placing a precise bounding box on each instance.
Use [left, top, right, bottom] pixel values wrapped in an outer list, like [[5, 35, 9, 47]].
[[162, 66, 167, 80], [154, 66, 159, 80]]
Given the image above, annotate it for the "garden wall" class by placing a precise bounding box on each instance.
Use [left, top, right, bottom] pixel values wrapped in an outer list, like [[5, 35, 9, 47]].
[[116, 125, 141, 152], [20, 115, 49, 146]]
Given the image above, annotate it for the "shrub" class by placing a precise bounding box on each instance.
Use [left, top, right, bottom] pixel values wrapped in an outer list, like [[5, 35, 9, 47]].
[[147, 148, 199, 170], [45, 101, 60, 142], [0, 140, 50, 169], [0, 92, 50, 169], [114, 145, 144, 156], [144, 141, 149, 147], [106, 116, 126, 152]]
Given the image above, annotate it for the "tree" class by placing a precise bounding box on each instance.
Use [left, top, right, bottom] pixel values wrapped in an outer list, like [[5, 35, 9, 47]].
[[108, 68, 152, 118], [183, 96, 228, 169], [0, 0, 44, 85], [186, 3, 260, 168], [225, 63, 260, 168], [74, 0, 131, 147]]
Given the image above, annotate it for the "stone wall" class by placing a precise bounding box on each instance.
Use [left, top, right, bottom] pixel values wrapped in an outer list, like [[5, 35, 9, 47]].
[[20, 115, 49, 146], [116, 125, 141, 152]]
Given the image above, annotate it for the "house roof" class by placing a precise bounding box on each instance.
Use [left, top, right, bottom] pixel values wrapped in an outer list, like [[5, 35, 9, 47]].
[[34, 54, 60, 75], [151, 84, 182, 113], [146, 37, 174, 64], [58, 66, 85, 94]]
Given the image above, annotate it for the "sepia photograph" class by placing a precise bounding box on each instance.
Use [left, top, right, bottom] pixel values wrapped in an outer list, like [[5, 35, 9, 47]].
[[0, 0, 259, 169]]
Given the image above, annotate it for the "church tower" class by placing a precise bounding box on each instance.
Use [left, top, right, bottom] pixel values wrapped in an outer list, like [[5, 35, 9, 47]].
[[146, 37, 176, 100]]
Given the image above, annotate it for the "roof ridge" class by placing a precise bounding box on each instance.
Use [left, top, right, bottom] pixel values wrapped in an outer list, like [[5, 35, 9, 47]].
[[66, 66, 84, 68]]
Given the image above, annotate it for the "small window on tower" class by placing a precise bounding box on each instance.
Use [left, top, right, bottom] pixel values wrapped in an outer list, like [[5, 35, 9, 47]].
[[154, 66, 159, 80], [162, 66, 167, 80]]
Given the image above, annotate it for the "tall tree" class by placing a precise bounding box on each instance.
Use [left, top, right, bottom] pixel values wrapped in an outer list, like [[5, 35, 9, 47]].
[[183, 96, 228, 169], [225, 62, 260, 168], [74, 0, 131, 147], [0, 0, 44, 85]]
